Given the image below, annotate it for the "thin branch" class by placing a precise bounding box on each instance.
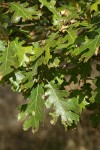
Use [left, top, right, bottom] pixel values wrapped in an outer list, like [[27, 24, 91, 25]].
[[15, 23, 35, 27]]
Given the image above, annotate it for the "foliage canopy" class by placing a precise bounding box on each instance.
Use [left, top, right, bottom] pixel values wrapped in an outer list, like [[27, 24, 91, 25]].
[[0, 0, 100, 132]]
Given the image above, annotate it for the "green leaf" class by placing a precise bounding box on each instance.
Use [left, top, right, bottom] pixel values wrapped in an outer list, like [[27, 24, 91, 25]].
[[18, 84, 44, 132], [73, 32, 100, 61], [0, 40, 6, 51], [91, 0, 100, 12], [39, 0, 60, 19], [21, 57, 44, 90], [31, 32, 58, 62], [91, 77, 100, 105], [90, 85, 100, 103], [45, 82, 80, 127], [0, 43, 14, 76], [9, 2, 41, 23], [56, 27, 77, 53], [11, 38, 33, 66], [9, 71, 25, 91]]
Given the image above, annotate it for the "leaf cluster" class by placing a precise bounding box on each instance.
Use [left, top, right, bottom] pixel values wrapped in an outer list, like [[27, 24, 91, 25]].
[[0, 0, 100, 132]]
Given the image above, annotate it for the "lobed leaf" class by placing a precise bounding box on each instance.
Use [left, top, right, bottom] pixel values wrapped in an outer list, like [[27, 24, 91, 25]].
[[18, 84, 44, 131], [9, 2, 41, 23], [45, 82, 88, 128]]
